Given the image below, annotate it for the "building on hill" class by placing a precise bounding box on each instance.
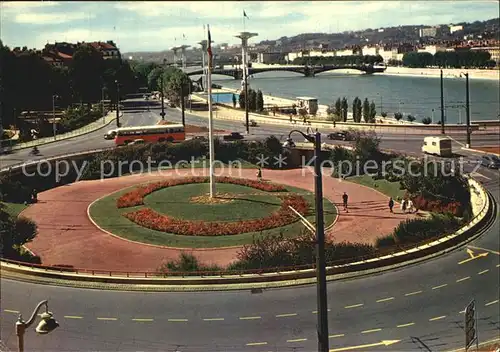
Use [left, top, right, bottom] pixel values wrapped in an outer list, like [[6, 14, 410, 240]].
[[87, 41, 121, 59]]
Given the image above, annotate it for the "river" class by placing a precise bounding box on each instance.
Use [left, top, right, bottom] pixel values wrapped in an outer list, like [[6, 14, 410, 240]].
[[206, 71, 499, 123]]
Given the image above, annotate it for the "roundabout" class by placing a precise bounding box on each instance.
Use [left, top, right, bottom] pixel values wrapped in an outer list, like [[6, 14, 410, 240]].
[[90, 175, 336, 246]]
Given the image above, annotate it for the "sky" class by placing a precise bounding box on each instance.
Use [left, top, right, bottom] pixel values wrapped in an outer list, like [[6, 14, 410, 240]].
[[0, 1, 498, 53]]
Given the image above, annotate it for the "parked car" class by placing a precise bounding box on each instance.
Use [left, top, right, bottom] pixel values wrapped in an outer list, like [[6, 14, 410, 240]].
[[327, 131, 352, 141], [243, 120, 258, 127], [480, 155, 500, 169], [223, 132, 244, 141]]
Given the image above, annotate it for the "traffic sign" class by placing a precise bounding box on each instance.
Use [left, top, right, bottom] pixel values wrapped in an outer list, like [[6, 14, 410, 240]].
[[464, 299, 477, 351]]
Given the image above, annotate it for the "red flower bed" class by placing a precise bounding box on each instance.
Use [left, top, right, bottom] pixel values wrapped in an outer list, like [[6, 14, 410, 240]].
[[117, 176, 287, 208], [411, 195, 463, 216], [124, 195, 309, 236]]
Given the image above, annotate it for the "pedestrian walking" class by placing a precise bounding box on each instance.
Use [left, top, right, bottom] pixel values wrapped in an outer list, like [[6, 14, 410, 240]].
[[407, 199, 414, 213], [256, 167, 262, 181], [388, 197, 394, 213], [342, 192, 349, 212], [401, 199, 407, 213]]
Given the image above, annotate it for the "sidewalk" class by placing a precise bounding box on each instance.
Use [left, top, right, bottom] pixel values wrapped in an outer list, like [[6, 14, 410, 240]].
[[3, 111, 118, 151]]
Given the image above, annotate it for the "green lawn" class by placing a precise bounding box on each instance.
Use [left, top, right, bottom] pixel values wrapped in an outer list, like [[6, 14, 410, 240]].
[[145, 183, 281, 221], [347, 174, 406, 200], [1, 202, 28, 217], [89, 182, 337, 248]]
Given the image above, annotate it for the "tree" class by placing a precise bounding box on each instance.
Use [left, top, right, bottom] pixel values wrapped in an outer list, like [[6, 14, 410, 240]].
[[248, 89, 257, 112], [334, 98, 342, 119], [369, 101, 377, 123], [352, 98, 358, 122], [0, 204, 38, 259], [232, 93, 237, 108], [394, 112, 403, 121], [147, 67, 164, 91], [239, 91, 246, 109], [422, 117, 432, 124], [381, 112, 387, 118], [256, 90, 264, 112], [69, 44, 105, 107], [362, 98, 370, 123], [162, 67, 190, 104], [341, 97, 348, 122], [407, 114, 416, 123]]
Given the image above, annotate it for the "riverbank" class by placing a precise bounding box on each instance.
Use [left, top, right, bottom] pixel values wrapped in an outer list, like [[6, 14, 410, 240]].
[[380, 66, 499, 80]]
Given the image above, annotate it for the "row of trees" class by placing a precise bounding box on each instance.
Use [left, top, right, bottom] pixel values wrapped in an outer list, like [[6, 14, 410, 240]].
[[238, 89, 264, 112], [327, 97, 377, 123], [0, 40, 192, 128], [292, 55, 383, 66], [402, 50, 495, 68]]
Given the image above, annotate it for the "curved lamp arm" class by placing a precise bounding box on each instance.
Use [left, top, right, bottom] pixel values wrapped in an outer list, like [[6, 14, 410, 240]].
[[18, 300, 48, 328], [288, 129, 315, 143]]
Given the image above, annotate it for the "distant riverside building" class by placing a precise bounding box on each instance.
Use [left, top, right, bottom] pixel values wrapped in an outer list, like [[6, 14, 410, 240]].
[[40, 40, 121, 66], [417, 45, 447, 55], [449, 25, 464, 34], [419, 27, 437, 38], [471, 46, 500, 64], [361, 45, 378, 56]]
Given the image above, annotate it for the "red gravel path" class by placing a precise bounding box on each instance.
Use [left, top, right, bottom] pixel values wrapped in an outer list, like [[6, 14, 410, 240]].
[[22, 168, 412, 272]]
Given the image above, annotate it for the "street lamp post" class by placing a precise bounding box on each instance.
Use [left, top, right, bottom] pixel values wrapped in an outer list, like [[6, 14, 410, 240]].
[[180, 84, 186, 126], [16, 300, 59, 352], [440, 69, 445, 134], [431, 108, 435, 124], [52, 95, 59, 140], [160, 75, 165, 120], [460, 72, 471, 148], [286, 130, 329, 352], [101, 87, 106, 124], [115, 80, 120, 128]]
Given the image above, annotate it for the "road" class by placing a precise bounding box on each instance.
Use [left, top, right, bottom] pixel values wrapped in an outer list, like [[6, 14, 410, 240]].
[[0, 102, 499, 351]]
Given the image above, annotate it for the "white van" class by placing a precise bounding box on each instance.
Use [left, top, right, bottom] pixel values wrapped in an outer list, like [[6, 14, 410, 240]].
[[422, 136, 452, 157]]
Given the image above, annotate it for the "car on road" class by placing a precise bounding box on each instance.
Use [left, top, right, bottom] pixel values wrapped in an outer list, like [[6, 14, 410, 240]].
[[104, 129, 117, 140], [327, 131, 352, 141], [243, 120, 258, 127], [192, 136, 208, 143], [223, 132, 244, 141], [480, 154, 500, 169]]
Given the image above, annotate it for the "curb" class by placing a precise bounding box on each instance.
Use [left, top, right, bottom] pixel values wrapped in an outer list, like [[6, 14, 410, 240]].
[[461, 146, 500, 157], [9, 112, 119, 151], [1, 180, 493, 292]]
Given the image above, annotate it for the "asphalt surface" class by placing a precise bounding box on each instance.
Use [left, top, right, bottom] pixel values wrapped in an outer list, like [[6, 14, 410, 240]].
[[0, 101, 499, 351]]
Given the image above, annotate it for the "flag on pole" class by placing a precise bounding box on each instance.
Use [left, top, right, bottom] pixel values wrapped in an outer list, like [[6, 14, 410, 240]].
[[243, 10, 249, 19], [207, 24, 212, 68]]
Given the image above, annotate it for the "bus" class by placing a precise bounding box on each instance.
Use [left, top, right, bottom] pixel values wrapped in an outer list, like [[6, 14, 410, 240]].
[[114, 124, 185, 146]]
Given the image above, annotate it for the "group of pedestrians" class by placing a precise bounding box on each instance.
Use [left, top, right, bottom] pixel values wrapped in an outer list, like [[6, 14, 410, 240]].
[[388, 197, 415, 214]]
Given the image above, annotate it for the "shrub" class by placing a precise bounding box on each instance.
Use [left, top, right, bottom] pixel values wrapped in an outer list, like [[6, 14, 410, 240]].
[[394, 112, 403, 121], [124, 194, 309, 236], [375, 235, 396, 248], [422, 117, 432, 124], [158, 252, 222, 274], [391, 213, 462, 245], [407, 115, 416, 122]]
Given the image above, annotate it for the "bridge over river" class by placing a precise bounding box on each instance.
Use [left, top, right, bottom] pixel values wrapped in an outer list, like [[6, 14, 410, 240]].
[[186, 64, 386, 80]]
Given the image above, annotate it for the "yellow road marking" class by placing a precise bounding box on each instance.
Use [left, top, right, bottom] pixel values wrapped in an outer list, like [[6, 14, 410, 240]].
[[64, 315, 83, 319], [287, 338, 307, 343], [376, 297, 394, 303], [168, 319, 188, 322], [468, 245, 500, 256], [485, 299, 499, 306], [405, 290, 422, 296], [458, 248, 489, 264], [432, 284, 448, 290], [329, 334, 345, 338], [97, 317, 117, 321], [456, 276, 471, 282], [239, 316, 261, 320], [203, 318, 224, 321], [246, 342, 267, 346], [429, 315, 446, 321], [361, 328, 382, 334], [478, 269, 489, 275], [4, 309, 20, 314], [132, 318, 154, 322], [397, 322, 415, 328], [276, 313, 298, 318], [329, 340, 400, 351], [344, 304, 363, 309]]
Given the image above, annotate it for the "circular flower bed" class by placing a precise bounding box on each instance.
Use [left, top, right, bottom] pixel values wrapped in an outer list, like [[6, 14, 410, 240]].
[[117, 176, 287, 208], [118, 176, 310, 236]]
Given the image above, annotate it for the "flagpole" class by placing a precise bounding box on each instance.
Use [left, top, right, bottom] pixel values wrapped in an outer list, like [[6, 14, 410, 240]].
[[207, 25, 216, 198]]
